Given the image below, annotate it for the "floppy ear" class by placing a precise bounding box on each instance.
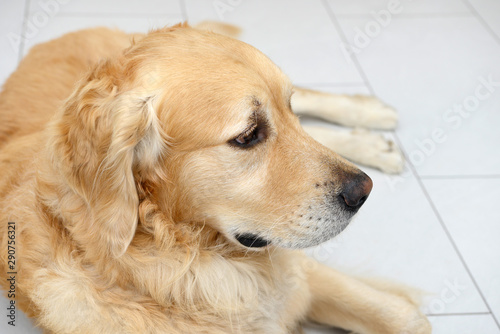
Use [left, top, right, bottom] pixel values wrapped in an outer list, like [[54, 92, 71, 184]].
[[52, 60, 165, 258]]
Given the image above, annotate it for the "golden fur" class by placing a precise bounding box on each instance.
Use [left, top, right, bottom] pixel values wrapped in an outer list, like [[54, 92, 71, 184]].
[[0, 24, 430, 333]]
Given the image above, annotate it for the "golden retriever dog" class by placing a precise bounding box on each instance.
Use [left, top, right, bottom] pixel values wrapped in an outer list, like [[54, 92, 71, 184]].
[[0, 23, 430, 333]]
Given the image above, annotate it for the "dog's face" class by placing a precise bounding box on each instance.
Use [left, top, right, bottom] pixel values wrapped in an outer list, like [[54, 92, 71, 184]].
[[55, 25, 372, 257], [140, 27, 372, 249]]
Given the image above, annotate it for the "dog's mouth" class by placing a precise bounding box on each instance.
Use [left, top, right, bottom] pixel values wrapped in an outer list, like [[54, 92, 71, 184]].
[[235, 233, 271, 248]]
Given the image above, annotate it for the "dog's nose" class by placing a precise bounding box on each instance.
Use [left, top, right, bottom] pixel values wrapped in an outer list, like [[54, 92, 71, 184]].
[[339, 172, 373, 210]]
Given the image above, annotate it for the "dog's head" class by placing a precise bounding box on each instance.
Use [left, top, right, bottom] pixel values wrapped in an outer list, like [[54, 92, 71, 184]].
[[51, 24, 371, 258]]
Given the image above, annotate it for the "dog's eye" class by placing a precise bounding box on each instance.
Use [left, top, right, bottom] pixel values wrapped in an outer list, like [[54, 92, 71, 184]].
[[230, 124, 263, 149]]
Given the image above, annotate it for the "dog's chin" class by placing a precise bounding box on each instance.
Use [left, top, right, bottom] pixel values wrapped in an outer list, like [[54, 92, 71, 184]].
[[272, 217, 353, 249], [231, 213, 354, 250]]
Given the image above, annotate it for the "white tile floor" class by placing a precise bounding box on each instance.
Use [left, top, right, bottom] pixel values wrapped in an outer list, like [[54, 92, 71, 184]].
[[0, 0, 498, 333]]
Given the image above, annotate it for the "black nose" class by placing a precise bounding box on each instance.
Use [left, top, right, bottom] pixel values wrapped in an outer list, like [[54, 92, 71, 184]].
[[339, 172, 373, 210]]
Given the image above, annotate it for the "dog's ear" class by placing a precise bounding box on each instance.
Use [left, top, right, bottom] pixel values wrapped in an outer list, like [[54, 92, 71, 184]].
[[52, 59, 165, 258]]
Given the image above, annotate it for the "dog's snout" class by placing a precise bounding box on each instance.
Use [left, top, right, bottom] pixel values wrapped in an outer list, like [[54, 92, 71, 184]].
[[339, 172, 373, 210]]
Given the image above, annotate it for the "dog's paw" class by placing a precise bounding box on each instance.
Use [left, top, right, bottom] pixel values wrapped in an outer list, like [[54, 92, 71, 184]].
[[354, 95, 398, 130], [386, 295, 432, 334], [379, 302, 431, 334], [350, 129, 405, 174], [303, 126, 405, 174], [385, 305, 431, 334], [400, 311, 432, 334]]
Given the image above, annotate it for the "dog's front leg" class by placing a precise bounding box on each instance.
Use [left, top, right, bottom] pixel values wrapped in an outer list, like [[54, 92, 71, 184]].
[[301, 125, 404, 174], [292, 87, 398, 130], [305, 261, 431, 334]]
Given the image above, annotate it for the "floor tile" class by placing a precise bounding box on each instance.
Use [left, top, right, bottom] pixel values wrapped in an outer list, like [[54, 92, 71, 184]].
[[0, 0, 26, 17], [0, 0, 26, 86], [29, 0, 182, 16], [336, 16, 500, 176], [429, 314, 500, 334], [306, 314, 500, 334], [305, 168, 488, 315], [22, 15, 184, 56], [467, 0, 500, 40], [424, 178, 500, 324], [185, 0, 364, 85], [305, 314, 500, 333], [327, 0, 471, 16]]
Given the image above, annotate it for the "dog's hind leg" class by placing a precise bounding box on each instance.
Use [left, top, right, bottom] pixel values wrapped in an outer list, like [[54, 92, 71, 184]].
[[304, 261, 431, 334], [292, 87, 398, 130]]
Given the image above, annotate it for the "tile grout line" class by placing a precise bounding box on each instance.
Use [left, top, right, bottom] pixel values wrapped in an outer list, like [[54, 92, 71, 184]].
[[420, 174, 500, 180], [411, 165, 500, 329], [461, 0, 500, 46], [322, 0, 500, 329], [321, 0, 375, 94], [17, 0, 31, 63], [389, 132, 500, 328], [179, 0, 188, 22], [390, 134, 500, 327], [335, 13, 474, 19], [427, 312, 491, 317]]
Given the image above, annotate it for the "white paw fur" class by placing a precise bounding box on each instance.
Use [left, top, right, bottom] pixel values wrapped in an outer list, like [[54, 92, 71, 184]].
[[303, 126, 405, 174], [292, 90, 398, 130]]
